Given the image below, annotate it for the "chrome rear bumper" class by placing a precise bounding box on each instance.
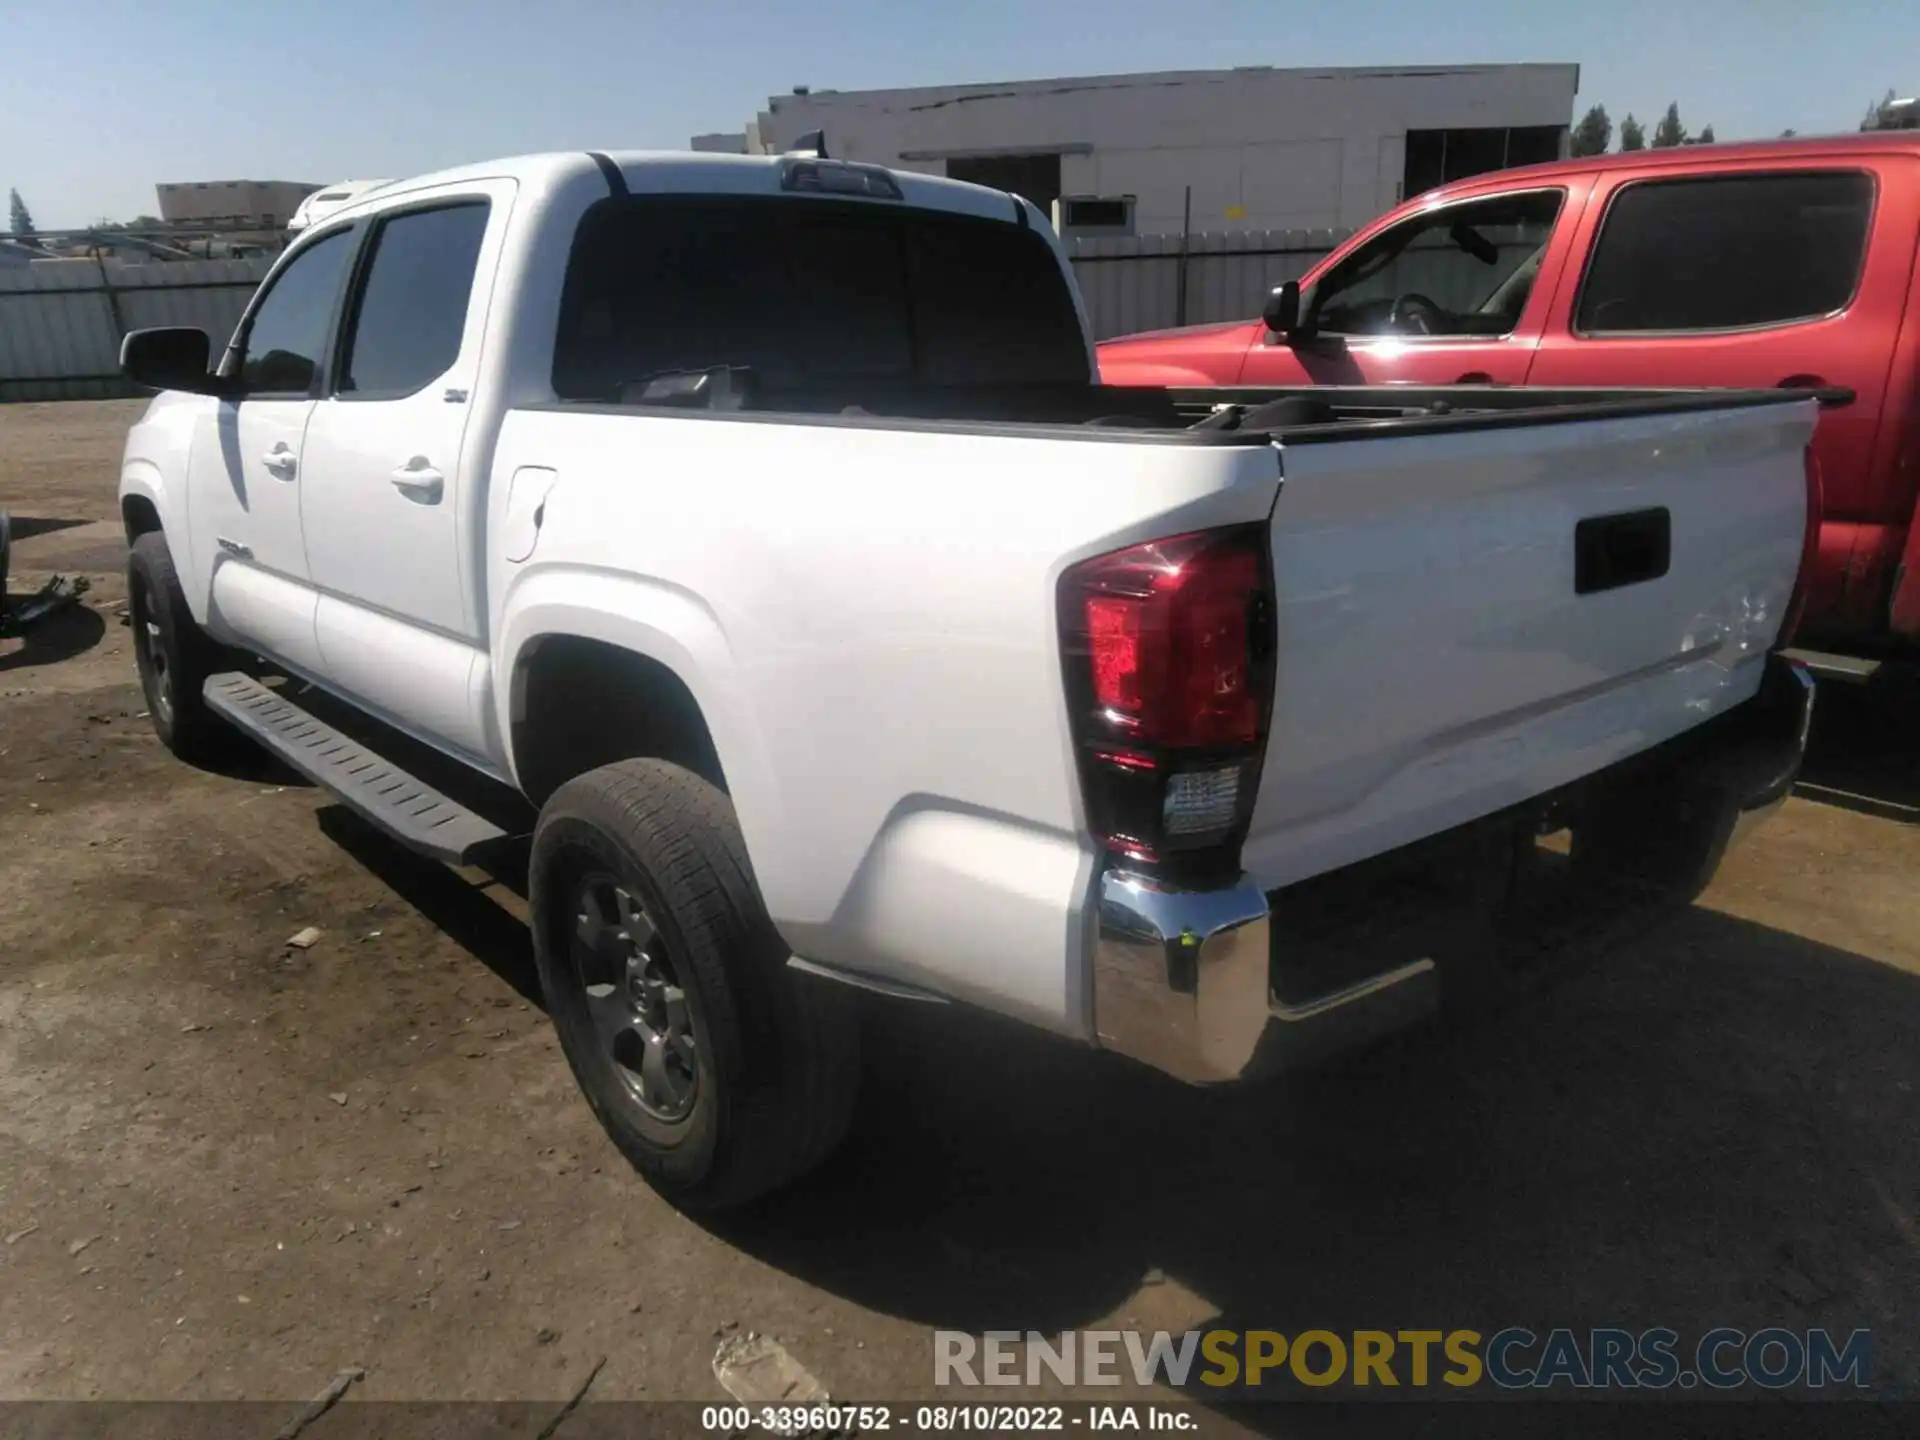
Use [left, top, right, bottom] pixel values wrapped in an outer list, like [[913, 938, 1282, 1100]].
[[1092, 867, 1441, 1084]]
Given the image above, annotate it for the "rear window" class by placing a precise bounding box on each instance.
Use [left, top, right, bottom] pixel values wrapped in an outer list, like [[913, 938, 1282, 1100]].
[[1575, 171, 1874, 334], [550, 195, 1088, 401]]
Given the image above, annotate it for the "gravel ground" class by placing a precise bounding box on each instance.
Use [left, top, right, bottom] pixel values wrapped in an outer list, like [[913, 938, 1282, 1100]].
[[2, 399, 1918, 1424]]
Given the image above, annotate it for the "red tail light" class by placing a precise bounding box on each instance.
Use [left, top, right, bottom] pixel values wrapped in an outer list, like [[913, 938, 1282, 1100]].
[[1059, 526, 1276, 873], [1778, 444, 1824, 648]]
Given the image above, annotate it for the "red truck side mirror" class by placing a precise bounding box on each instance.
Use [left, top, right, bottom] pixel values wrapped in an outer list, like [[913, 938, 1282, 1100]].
[[1262, 281, 1301, 336]]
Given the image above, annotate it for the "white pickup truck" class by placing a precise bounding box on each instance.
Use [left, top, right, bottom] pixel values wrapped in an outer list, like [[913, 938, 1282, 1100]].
[[117, 147, 1818, 1209]]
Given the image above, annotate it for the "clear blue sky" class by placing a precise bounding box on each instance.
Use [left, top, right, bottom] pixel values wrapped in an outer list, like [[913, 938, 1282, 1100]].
[[5, 0, 1911, 228]]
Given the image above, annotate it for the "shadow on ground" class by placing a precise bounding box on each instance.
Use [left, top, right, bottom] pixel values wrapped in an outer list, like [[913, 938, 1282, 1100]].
[[1, 515, 90, 542], [1796, 669, 1919, 822], [319, 805, 541, 1006], [712, 902, 1920, 1344], [321, 767, 1920, 1418], [280, 668, 1920, 1423], [0, 599, 103, 672]]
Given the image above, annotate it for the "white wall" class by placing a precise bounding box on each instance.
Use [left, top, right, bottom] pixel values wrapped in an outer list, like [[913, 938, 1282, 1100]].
[[745, 64, 1577, 233]]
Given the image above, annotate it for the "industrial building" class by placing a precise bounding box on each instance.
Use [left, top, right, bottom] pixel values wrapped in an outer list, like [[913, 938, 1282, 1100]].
[[154, 179, 320, 233], [697, 63, 1578, 236]]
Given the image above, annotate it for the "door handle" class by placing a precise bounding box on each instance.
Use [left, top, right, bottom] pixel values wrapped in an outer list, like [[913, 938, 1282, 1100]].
[[261, 445, 297, 479], [390, 459, 445, 503]]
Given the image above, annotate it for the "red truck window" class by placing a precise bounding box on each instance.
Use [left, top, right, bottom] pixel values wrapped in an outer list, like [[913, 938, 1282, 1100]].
[[1306, 190, 1564, 339], [1575, 172, 1875, 335]]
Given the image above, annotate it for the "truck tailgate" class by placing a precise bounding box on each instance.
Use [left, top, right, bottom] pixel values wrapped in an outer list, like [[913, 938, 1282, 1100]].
[[1240, 398, 1816, 891]]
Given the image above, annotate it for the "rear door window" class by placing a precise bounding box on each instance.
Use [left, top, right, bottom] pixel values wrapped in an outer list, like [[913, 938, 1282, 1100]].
[[338, 202, 490, 397], [1575, 172, 1874, 334], [551, 195, 1088, 400]]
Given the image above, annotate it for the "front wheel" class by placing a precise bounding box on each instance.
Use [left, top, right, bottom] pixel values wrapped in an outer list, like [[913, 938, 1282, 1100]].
[[127, 532, 239, 764], [529, 758, 860, 1210]]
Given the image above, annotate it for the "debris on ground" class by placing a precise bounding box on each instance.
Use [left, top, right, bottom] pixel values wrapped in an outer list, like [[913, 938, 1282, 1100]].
[[326, 1093, 347, 1107], [713, 1331, 831, 1411], [4, 1224, 38, 1246], [535, 1325, 560, 1345], [66, 1235, 98, 1257], [272, 1366, 365, 1440], [0, 574, 91, 640], [534, 1355, 606, 1440], [286, 927, 323, 950], [1773, 1262, 1830, 1306], [0, 502, 86, 641]]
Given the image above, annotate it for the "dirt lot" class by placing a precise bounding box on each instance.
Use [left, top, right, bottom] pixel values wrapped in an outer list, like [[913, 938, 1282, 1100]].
[[2, 400, 1919, 1420]]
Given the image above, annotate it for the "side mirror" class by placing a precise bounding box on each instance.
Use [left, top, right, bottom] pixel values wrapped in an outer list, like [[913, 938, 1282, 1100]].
[[121, 327, 225, 396], [1262, 280, 1301, 336]]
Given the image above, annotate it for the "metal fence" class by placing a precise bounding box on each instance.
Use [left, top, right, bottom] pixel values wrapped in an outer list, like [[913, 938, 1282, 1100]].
[[0, 229, 1354, 399], [1067, 228, 1350, 340], [0, 257, 272, 402]]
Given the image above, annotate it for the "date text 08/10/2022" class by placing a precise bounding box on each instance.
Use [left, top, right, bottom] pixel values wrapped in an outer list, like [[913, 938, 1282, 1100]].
[[703, 1405, 1194, 1432]]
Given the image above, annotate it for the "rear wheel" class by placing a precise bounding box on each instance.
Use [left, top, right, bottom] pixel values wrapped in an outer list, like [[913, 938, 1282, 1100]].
[[128, 532, 239, 764], [529, 758, 859, 1210]]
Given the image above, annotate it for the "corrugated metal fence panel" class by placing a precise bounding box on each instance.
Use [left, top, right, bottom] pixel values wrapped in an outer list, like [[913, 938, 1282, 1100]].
[[114, 258, 268, 345], [1069, 228, 1350, 341], [0, 257, 270, 401], [0, 288, 118, 380], [1, 236, 1364, 395]]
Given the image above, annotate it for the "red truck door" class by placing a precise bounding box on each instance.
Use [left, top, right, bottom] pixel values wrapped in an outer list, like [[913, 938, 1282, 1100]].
[[1240, 178, 1593, 387], [1526, 159, 1916, 643]]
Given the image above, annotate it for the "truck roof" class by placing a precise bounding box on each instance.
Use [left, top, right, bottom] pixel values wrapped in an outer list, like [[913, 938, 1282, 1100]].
[[1416, 129, 1920, 208], [320, 149, 1037, 229]]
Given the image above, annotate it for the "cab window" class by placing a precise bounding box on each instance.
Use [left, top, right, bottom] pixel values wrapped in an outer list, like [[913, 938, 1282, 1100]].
[[1307, 190, 1565, 339], [234, 229, 354, 395], [1575, 172, 1873, 334], [337, 202, 490, 398]]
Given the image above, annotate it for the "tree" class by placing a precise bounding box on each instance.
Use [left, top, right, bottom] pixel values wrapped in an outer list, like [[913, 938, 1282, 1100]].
[[8, 188, 34, 236], [1863, 88, 1897, 130], [1694, 124, 1716, 144], [1780, 128, 1798, 138], [1619, 113, 1646, 151], [1652, 102, 1688, 148], [1570, 104, 1613, 156]]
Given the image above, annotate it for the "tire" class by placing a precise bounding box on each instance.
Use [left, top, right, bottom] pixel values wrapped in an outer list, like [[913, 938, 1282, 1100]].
[[529, 758, 860, 1210], [127, 532, 240, 764]]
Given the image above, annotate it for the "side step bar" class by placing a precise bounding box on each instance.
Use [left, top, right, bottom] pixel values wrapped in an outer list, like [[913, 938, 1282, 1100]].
[[203, 672, 508, 865]]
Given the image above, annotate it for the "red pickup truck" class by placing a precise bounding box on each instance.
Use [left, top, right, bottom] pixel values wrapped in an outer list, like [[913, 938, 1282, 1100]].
[[1097, 133, 1920, 660]]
